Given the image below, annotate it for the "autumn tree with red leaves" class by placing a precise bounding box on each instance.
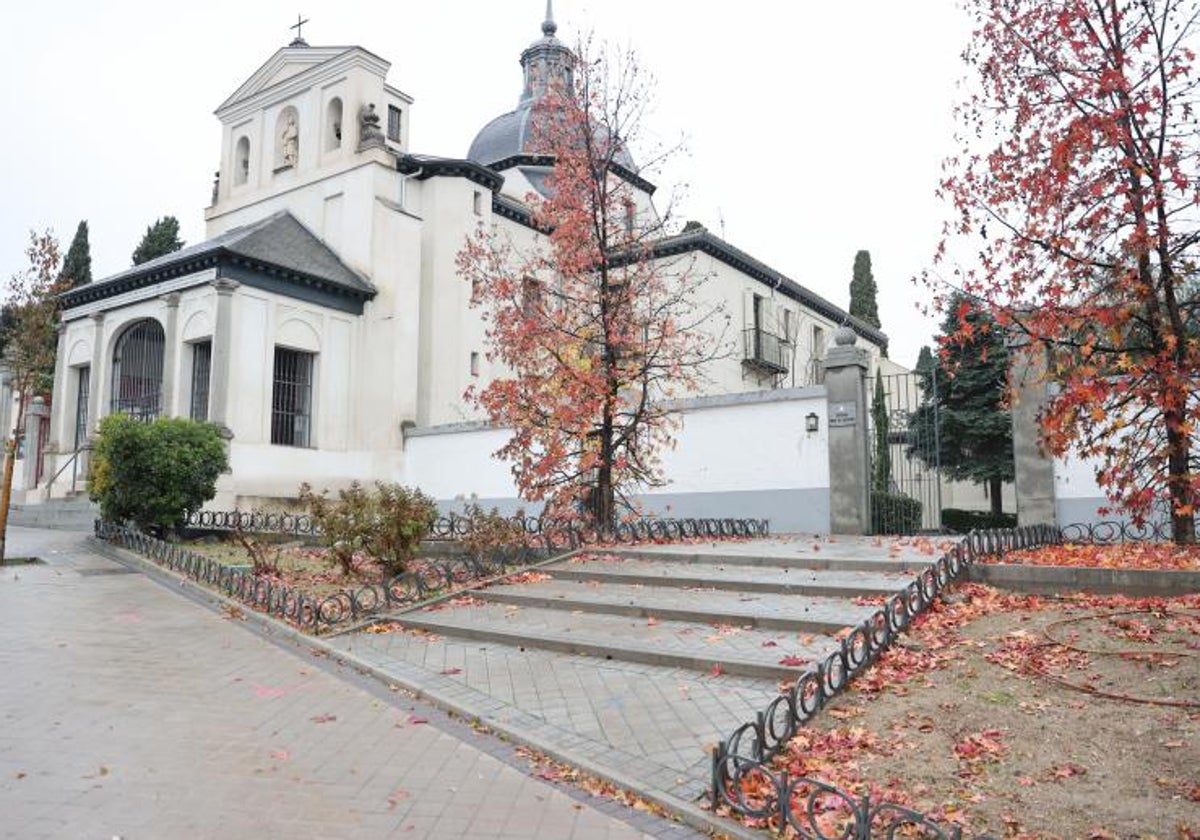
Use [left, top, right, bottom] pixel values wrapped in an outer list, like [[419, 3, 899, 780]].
[[935, 0, 1200, 542], [457, 39, 726, 533], [0, 231, 64, 561]]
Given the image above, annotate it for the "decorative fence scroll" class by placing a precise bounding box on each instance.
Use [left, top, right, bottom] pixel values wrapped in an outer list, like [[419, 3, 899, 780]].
[[95, 520, 544, 633], [104, 513, 770, 633], [710, 524, 1061, 837], [185, 508, 771, 547]]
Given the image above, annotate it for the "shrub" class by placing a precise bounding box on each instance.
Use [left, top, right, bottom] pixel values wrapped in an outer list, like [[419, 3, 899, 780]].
[[941, 508, 1018, 533], [89, 415, 228, 533], [299, 481, 437, 577], [457, 502, 530, 563], [870, 490, 923, 535]]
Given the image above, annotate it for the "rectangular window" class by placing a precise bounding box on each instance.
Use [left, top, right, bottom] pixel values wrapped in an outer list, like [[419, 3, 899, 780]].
[[189, 341, 212, 421], [73, 366, 90, 450], [271, 347, 314, 447], [521, 278, 543, 316], [813, 325, 827, 358], [387, 105, 402, 142], [782, 309, 795, 344], [473, 190, 482, 215], [470, 351, 480, 377]]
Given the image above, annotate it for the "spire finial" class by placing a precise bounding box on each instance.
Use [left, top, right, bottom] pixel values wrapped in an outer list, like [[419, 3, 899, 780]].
[[542, 0, 557, 37]]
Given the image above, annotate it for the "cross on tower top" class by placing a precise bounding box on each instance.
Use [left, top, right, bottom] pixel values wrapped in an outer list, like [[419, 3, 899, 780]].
[[289, 14, 310, 47]]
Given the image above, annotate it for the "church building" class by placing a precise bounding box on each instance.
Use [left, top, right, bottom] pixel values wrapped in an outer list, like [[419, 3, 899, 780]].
[[41, 7, 887, 511]]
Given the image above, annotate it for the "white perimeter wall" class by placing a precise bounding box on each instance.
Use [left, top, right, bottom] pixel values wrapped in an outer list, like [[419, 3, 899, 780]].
[[402, 386, 831, 533]]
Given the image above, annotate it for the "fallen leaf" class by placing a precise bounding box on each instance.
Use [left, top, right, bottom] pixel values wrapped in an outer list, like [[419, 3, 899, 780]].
[[309, 713, 337, 724]]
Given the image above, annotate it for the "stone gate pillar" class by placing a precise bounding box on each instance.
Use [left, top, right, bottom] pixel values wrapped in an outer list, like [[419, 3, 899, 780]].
[[824, 326, 871, 534], [22, 395, 50, 491], [1008, 337, 1057, 526]]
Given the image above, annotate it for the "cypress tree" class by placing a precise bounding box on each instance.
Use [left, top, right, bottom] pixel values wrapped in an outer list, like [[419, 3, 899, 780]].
[[59, 220, 92, 288], [849, 250, 881, 330], [131, 216, 185, 266]]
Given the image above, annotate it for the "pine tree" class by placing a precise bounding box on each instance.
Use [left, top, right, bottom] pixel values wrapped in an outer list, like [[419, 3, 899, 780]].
[[131, 216, 184, 266], [910, 295, 1013, 516], [58, 220, 92, 288], [849, 250, 881, 330]]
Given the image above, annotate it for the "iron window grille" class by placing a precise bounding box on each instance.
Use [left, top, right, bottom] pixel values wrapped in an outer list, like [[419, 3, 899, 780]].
[[271, 347, 314, 447], [73, 366, 90, 449], [190, 341, 212, 421], [387, 105, 402, 142], [111, 319, 165, 420]]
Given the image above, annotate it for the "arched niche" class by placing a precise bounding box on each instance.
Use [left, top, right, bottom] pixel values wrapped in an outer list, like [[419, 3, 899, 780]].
[[234, 135, 251, 185], [325, 98, 343, 152], [67, 338, 92, 367], [110, 318, 165, 419], [275, 106, 300, 170], [276, 317, 321, 353], [181, 309, 214, 343]]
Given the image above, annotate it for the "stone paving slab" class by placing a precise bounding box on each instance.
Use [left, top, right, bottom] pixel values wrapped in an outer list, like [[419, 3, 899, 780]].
[[396, 602, 835, 679], [0, 527, 692, 840], [477, 579, 878, 632], [547, 555, 910, 596], [334, 631, 781, 795]]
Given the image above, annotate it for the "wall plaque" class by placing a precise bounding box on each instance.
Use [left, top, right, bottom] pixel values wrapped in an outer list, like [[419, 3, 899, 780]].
[[828, 402, 857, 428]]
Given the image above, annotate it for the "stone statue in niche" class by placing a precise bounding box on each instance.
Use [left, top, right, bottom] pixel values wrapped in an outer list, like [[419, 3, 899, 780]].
[[211, 171, 220, 205], [280, 113, 299, 166], [359, 103, 384, 148]]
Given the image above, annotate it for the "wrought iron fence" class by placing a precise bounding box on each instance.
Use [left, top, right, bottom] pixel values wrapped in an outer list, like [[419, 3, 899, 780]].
[[185, 508, 770, 547], [1058, 518, 1193, 543], [95, 520, 544, 633], [710, 525, 1060, 835]]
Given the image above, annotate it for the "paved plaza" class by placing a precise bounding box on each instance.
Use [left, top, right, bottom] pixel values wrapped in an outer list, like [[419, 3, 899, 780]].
[[331, 536, 934, 802], [0, 527, 699, 840]]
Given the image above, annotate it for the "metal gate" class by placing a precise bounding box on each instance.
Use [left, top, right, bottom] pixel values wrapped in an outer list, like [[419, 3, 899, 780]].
[[867, 368, 942, 534]]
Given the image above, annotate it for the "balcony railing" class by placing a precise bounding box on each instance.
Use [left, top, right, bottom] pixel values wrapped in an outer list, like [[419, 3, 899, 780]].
[[742, 327, 791, 376]]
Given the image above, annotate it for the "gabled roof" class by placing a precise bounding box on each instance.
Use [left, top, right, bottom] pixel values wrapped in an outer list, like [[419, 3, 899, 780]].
[[216, 45, 401, 115], [61, 212, 376, 315], [650, 228, 889, 350]]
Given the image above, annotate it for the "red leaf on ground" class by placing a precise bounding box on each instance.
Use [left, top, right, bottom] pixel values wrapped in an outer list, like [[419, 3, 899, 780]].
[[309, 713, 337, 724], [439, 667, 463, 675], [709, 663, 724, 677], [406, 714, 429, 725], [779, 655, 809, 667]]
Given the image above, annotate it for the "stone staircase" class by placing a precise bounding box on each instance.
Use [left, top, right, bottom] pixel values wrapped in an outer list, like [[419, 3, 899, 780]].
[[7, 495, 98, 530], [331, 536, 937, 799]]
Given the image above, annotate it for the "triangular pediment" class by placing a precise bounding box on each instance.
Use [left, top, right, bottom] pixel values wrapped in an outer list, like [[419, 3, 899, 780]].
[[216, 45, 384, 114]]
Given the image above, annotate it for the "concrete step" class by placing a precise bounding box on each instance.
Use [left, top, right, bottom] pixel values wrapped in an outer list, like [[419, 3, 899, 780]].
[[8, 497, 98, 530], [391, 602, 838, 680], [599, 544, 932, 573], [477, 579, 876, 633], [544, 555, 909, 598]]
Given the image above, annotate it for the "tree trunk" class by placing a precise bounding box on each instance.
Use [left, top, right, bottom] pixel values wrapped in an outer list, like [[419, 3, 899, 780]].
[[1165, 410, 1194, 545], [989, 475, 1003, 517], [0, 438, 14, 563]]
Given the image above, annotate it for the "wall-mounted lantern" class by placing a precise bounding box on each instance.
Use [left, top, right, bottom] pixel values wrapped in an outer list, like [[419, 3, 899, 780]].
[[805, 412, 819, 433]]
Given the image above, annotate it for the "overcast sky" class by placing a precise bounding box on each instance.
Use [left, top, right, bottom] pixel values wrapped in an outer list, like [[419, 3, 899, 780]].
[[1, 0, 969, 367]]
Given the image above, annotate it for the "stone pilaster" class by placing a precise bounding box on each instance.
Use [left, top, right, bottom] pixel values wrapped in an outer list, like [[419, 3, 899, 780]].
[[160, 293, 182, 417], [209, 278, 239, 433], [823, 327, 871, 534], [1009, 337, 1057, 526], [87, 313, 105, 433]]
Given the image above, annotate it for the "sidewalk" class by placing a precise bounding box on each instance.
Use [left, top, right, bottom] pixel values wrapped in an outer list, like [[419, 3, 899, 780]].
[[0, 527, 697, 840]]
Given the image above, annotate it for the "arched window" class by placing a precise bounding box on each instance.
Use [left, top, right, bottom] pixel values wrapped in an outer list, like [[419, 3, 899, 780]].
[[325, 98, 343, 152], [111, 319, 165, 420], [234, 136, 250, 185], [275, 106, 300, 170]]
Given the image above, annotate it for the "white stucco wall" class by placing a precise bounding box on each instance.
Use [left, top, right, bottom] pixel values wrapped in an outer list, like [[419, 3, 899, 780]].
[[402, 387, 831, 531]]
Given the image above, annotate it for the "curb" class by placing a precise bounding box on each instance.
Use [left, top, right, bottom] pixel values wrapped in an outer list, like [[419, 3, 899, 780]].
[[87, 537, 763, 840], [968, 562, 1200, 595]]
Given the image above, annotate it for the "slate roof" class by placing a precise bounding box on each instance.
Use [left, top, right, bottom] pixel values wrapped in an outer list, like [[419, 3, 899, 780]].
[[61, 212, 375, 311]]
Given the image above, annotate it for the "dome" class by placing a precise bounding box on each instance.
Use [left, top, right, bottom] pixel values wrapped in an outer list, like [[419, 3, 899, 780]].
[[466, 2, 636, 172]]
